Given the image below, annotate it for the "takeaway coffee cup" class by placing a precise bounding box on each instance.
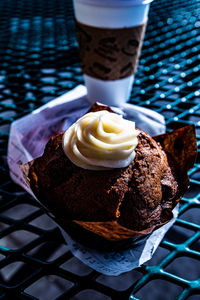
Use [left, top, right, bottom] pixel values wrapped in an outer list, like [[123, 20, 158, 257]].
[[73, 0, 153, 106]]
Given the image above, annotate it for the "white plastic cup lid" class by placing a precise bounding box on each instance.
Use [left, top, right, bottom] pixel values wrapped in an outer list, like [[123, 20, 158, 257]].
[[74, 0, 154, 7]]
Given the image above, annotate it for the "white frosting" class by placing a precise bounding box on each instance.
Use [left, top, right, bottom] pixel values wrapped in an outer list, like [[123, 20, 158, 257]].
[[62, 110, 139, 170]]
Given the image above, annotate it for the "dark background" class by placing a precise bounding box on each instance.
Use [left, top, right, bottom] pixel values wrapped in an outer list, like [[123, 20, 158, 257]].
[[0, 0, 200, 299]]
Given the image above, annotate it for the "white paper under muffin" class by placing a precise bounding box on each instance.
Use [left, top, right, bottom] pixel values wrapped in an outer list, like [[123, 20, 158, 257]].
[[7, 85, 179, 276]]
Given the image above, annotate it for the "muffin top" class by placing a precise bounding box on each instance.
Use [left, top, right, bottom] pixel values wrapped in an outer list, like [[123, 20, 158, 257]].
[[28, 128, 177, 230]]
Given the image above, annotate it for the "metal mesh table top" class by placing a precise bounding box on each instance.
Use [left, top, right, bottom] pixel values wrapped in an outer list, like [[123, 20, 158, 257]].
[[0, 0, 199, 299]]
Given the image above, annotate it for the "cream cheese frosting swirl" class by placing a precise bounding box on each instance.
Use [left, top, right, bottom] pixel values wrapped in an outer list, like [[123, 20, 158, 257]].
[[62, 110, 140, 170]]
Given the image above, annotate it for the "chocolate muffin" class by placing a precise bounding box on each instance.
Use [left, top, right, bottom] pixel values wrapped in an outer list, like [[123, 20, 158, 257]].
[[26, 103, 197, 246]]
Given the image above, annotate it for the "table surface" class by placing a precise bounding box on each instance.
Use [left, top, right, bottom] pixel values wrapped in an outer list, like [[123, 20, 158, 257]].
[[0, 0, 200, 299]]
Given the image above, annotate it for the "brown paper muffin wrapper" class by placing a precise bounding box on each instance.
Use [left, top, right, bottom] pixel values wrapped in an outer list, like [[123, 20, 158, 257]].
[[75, 20, 146, 80], [20, 106, 197, 245]]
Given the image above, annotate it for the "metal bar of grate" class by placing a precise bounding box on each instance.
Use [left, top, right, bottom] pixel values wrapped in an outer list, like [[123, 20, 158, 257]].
[[0, 0, 199, 299]]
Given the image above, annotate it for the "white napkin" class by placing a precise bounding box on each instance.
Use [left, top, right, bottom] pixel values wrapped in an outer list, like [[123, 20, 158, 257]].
[[7, 85, 178, 276]]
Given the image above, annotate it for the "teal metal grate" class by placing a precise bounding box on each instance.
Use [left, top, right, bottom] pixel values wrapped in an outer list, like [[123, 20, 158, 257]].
[[0, 0, 199, 299]]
